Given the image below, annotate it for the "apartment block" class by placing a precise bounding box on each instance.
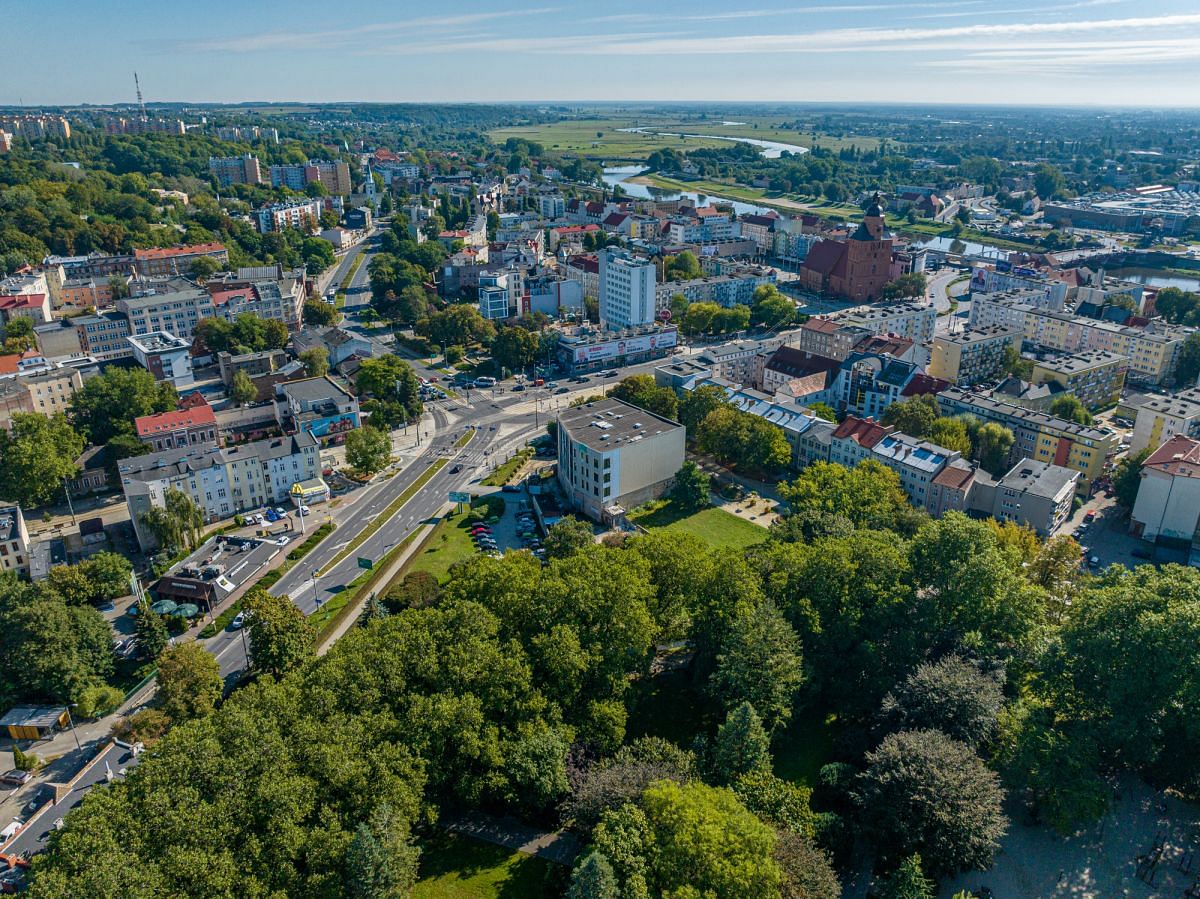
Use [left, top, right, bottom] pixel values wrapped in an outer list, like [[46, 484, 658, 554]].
[[133, 243, 229, 278], [1130, 435, 1200, 547], [122, 431, 321, 549], [1129, 387, 1200, 455], [208, 154, 263, 186], [118, 288, 215, 340], [834, 300, 937, 346], [74, 312, 133, 361], [928, 326, 1019, 386], [128, 332, 194, 388], [0, 506, 31, 579], [939, 387, 1116, 492], [135, 405, 220, 452], [1030, 349, 1127, 411], [269, 160, 352, 195], [599, 249, 657, 330], [255, 199, 325, 234]]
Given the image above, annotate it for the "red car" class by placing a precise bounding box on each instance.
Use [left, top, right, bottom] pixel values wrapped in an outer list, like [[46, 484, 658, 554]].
[[1084, 511, 1096, 522]]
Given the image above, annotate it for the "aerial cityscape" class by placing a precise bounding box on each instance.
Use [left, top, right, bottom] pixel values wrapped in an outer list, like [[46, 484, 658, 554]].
[[2, 2, 1200, 897]]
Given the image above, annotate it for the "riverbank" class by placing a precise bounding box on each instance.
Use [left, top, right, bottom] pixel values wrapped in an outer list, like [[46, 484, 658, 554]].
[[627, 173, 860, 216]]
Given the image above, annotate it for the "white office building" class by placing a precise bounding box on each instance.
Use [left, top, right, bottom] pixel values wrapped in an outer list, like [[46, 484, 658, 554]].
[[599, 249, 657, 330]]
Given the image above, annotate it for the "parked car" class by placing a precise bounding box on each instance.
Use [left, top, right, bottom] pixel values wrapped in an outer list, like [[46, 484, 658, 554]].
[[0, 770, 32, 787], [1132, 546, 1153, 559], [297, 505, 310, 516], [1084, 510, 1096, 522], [230, 612, 246, 630], [501, 484, 521, 493], [275, 535, 291, 546]]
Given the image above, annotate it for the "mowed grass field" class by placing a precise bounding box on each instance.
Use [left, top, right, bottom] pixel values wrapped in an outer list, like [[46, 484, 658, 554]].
[[629, 501, 768, 551], [488, 118, 738, 159], [414, 832, 560, 899]]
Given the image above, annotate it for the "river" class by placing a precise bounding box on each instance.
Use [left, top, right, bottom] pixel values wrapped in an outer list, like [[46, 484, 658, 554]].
[[615, 127, 808, 159], [1107, 267, 1200, 292], [602, 165, 777, 216]]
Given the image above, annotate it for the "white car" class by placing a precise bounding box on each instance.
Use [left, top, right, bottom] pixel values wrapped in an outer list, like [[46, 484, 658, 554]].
[[274, 535, 291, 546], [298, 505, 311, 516], [230, 611, 246, 630]]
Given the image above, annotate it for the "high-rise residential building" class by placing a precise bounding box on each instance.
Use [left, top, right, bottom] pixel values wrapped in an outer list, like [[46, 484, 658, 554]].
[[209, 154, 263, 186], [928, 326, 1020, 386], [269, 159, 352, 195], [0, 115, 71, 140], [599, 249, 657, 330], [254, 199, 325, 233], [104, 117, 185, 135]]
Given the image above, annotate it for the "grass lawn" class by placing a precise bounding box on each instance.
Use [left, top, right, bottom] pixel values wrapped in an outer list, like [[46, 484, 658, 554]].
[[414, 832, 560, 899], [629, 501, 768, 551], [481, 449, 532, 487], [400, 510, 478, 584], [334, 253, 364, 309], [488, 118, 733, 160]]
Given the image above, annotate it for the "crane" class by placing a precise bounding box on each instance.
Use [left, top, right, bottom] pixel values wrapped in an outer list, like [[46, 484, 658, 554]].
[[134, 71, 146, 120]]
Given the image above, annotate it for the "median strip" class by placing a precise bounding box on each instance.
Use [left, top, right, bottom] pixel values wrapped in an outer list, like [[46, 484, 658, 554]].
[[317, 428, 475, 576], [334, 253, 365, 309]]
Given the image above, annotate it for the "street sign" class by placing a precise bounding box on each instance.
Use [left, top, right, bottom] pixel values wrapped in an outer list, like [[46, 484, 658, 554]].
[[449, 491, 471, 504], [357, 557, 374, 570]]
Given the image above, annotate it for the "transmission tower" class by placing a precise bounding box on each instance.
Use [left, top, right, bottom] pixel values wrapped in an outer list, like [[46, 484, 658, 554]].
[[134, 72, 146, 120]]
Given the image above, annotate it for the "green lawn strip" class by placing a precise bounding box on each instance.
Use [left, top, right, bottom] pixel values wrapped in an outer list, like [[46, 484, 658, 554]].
[[197, 523, 335, 638], [334, 253, 365, 309], [395, 511, 476, 585], [413, 831, 560, 899], [317, 460, 448, 575], [480, 448, 532, 487], [628, 501, 768, 551]]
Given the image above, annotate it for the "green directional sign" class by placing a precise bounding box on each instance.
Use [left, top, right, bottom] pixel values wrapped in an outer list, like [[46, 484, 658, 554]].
[[357, 557, 374, 570]]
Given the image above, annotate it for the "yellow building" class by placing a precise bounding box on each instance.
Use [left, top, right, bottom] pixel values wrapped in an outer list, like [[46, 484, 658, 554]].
[[1030, 349, 1127, 411], [929, 326, 1018, 386]]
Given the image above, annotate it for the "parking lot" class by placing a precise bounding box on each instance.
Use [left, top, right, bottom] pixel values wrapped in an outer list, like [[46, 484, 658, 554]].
[[468, 489, 545, 563]]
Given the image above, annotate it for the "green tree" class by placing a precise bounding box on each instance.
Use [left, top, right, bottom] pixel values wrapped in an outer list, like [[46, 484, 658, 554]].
[[711, 603, 803, 733], [774, 829, 841, 898], [299, 347, 330, 377], [1112, 447, 1150, 509], [345, 425, 391, 475], [300, 237, 335, 275], [74, 684, 124, 719], [881, 272, 927, 300], [0, 413, 85, 508], [566, 737, 697, 836], [927, 417, 972, 456], [880, 655, 1005, 748], [1033, 162, 1066, 199], [356, 354, 422, 421], [670, 461, 710, 511], [679, 384, 729, 432], [712, 702, 772, 784], [542, 515, 594, 559], [808, 401, 836, 423], [1049, 394, 1094, 426], [490, 325, 540, 373], [882, 394, 940, 437], [139, 488, 204, 553], [242, 587, 315, 678], [444, 344, 464, 365], [878, 853, 936, 899], [610, 374, 679, 421], [69, 366, 176, 443], [156, 642, 222, 722], [857, 729, 1007, 876], [751, 284, 796, 328], [779, 460, 916, 538], [568, 850, 620, 899], [971, 421, 1015, 475], [1003, 344, 1034, 379], [1175, 332, 1200, 386], [303, 298, 337, 326], [229, 369, 257, 406], [344, 803, 420, 899], [134, 606, 170, 662], [664, 250, 702, 281], [189, 255, 221, 282]]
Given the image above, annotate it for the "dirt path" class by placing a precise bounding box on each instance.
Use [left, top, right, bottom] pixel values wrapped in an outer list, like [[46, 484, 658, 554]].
[[442, 810, 582, 866]]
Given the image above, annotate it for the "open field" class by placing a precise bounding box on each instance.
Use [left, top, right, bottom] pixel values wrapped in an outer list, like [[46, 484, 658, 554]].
[[488, 118, 731, 160], [414, 832, 559, 899], [399, 510, 477, 584], [629, 501, 768, 551]]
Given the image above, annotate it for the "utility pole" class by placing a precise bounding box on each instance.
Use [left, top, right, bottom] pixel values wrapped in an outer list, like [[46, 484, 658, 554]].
[[62, 478, 77, 526]]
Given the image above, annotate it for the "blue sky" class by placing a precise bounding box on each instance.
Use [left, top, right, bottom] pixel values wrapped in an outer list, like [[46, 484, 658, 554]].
[[5, 0, 1200, 106]]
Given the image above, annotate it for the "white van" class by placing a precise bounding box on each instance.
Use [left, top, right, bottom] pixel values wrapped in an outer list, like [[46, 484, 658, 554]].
[[473, 376, 496, 388]]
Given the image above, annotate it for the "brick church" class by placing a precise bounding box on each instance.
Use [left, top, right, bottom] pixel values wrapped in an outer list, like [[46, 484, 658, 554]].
[[798, 194, 894, 302]]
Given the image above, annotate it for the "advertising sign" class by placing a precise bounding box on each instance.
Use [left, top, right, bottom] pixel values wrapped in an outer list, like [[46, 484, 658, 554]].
[[571, 328, 678, 364], [449, 491, 472, 504]]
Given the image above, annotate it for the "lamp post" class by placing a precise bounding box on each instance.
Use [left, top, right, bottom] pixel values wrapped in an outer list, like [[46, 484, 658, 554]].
[[64, 706, 82, 751]]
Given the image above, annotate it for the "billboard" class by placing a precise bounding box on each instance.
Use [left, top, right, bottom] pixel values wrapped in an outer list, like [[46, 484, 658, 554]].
[[571, 328, 678, 364], [449, 491, 472, 504]]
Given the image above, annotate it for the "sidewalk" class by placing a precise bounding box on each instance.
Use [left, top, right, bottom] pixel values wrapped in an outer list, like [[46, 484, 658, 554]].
[[442, 810, 581, 866]]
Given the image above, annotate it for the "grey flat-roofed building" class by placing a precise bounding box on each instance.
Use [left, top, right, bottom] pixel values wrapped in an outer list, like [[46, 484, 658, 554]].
[[556, 397, 685, 523]]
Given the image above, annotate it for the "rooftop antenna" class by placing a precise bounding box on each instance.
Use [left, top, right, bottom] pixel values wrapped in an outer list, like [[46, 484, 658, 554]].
[[134, 72, 146, 120]]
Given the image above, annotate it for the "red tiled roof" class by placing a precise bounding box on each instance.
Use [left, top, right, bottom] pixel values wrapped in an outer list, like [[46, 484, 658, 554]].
[[695, 206, 726, 218], [0, 355, 18, 376], [802, 317, 841, 334], [134, 405, 217, 437], [933, 460, 976, 490], [602, 213, 628, 227], [901, 372, 951, 397], [1144, 435, 1200, 479], [134, 243, 226, 261], [800, 240, 847, 277], [0, 293, 47, 310], [554, 224, 601, 235], [178, 391, 209, 410], [210, 286, 258, 306], [832, 415, 893, 449]]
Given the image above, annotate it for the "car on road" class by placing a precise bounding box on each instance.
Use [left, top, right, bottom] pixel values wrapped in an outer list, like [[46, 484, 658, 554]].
[[230, 612, 246, 630], [473, 376, 497, 388], [554, 386, 569, 395], [604, 369, 619, 377], [451, 464, 463, 474], [297, 505, 310, 516], [512, 384, 526, 392]]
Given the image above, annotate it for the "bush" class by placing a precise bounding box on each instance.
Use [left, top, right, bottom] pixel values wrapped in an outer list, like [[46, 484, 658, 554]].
[[12, 745, 41, 771], [75, 684, 125, 719], [113, 708, 171, 745]]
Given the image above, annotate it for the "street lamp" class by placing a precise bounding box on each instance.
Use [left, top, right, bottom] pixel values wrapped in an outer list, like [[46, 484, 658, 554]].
[[64, 705, 82, 751]]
